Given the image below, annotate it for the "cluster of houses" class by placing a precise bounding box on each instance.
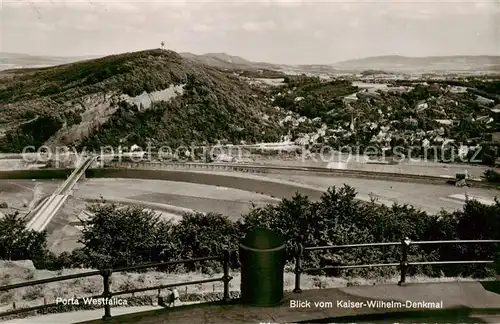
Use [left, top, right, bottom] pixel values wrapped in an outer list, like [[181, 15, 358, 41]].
[[269, 79, 500, 161]]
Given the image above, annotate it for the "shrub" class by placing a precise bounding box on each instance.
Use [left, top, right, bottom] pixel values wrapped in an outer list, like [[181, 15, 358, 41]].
[[0, 212, 51, 265], [172, 212, 240, 273], [78, 202, 177, 269], [495, 246, 500, 277], [1, 185, 499, 280], [484, 169, 500, 183]]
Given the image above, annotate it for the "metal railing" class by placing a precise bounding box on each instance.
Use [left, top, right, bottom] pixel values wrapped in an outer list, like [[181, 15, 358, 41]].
[[292, 238, 500, 293], [0, 250, 233, 321], [1, 239, 498, 320]]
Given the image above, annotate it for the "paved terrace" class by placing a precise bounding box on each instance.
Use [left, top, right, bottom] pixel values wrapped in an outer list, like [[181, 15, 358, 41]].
[[66, 281, 500, 324]]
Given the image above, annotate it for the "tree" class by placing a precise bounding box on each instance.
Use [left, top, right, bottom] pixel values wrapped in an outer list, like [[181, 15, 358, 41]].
[[173, 212, 239, 272], [0, 212, 49, 267], [79, 202, 175, 268], [452, 199, 500, 277], [239, 193, 314, 249]]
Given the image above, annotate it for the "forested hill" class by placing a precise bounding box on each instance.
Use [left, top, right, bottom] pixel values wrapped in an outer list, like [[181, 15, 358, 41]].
[[0, 49, 284, 152]]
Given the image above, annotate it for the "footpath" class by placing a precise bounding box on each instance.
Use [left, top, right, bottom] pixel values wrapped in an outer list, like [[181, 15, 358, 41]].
[[3, 281, 498, 324]]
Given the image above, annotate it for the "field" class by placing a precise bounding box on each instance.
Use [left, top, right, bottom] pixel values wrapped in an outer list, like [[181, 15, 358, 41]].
[[2, 169, 499, 253], [262, 173, 499, 214], [0, 177, 281, 253], [0, 180, 59, 219], [176, 170, 500, 215], [72, 178, 279, 217], [33, 178, 280, 254]]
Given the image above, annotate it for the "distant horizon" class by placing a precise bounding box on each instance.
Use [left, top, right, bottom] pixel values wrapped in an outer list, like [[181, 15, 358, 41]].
[[2, 1, 498, 65], [2, 50, 500, 67]]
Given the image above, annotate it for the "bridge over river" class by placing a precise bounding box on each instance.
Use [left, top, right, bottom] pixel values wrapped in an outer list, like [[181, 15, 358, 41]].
[[25, 156, 96, 232]]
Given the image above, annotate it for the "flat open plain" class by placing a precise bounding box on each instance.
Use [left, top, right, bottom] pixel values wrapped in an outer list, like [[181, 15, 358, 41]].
[[0, 180, 60, 219], [1, 170, 499, 253], [262, 173, 500, 214], [171, 170, 500, 214], [45, 178, 282, 253]]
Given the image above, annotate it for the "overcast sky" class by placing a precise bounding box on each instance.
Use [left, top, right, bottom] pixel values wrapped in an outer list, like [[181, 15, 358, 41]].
[[1, 0, 499, 64]]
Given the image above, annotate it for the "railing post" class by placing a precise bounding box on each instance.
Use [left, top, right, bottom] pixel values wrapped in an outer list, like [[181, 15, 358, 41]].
[[293, 243, 303, 293], [100, 268, 113, 320], [398, 237, 411, 286], [222, 249, 232, 303], [230, 250, 239, 269]]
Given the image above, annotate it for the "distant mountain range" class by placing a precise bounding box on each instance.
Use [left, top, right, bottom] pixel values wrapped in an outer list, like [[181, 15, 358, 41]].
[[1, 51, 499, 73], [331, 55, 500, 72], [179, 52, 278, 70], [182, 53, 500, 73], [0, 52, 100, 71]]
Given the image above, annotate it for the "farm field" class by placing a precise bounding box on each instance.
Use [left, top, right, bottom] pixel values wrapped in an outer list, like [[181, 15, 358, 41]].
[[45, 178, 281, 253], [0, 180, 59, 219], [2, 171, 499, 253], [176, 170, 500, 215], [262, 173, 500, 214]]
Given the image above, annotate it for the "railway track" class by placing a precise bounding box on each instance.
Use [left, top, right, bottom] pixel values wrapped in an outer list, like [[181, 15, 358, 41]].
[[102, 161, 495, 189]]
